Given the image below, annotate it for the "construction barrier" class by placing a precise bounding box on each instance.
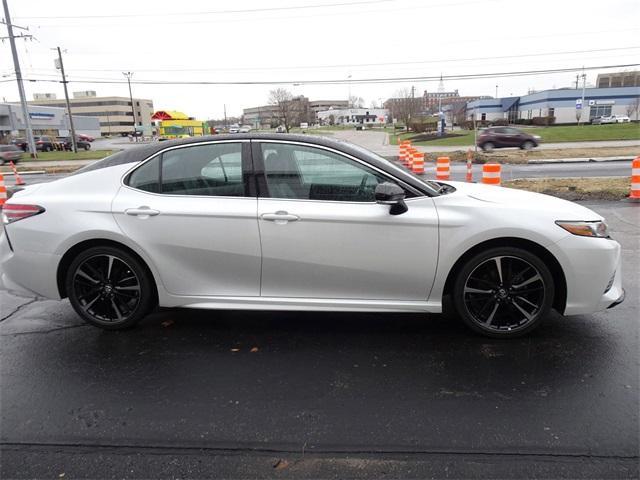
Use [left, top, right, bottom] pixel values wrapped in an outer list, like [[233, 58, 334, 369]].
[[436, 156, 450, 180], [411, 151, 425, 175], [9, 161, 25, 186], [0, 173, 6, 208], [466, 149, 473, 182], [482, 163, 501, 185], [408, 148, 418, 169], [630, 156, 640, 201], [399, 142, 410, 166]]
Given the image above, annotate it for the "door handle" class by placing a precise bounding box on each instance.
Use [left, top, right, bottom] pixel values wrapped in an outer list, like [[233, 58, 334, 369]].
[[125, 206, 160, 217], [261, 211, 299, 223]]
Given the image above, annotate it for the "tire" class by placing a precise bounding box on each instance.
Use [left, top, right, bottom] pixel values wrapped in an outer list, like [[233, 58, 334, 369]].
[[481, 142, 494, 152], [452, 246, 554, 338], [65, 246, 156, 330], [84, 145, 91, 151], [521, 141, 535, 150]]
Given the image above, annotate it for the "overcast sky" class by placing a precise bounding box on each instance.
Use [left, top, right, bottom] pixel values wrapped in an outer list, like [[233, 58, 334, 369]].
[[1, 0, 638, 119]]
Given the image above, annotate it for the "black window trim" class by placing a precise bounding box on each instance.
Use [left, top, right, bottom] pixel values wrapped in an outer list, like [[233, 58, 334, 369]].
[[122, 139, 255, 199], [251, 139, 424, 202]]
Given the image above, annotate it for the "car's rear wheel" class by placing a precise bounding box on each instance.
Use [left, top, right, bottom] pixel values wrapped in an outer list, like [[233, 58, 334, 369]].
[[84, 144, 91, 150], [481, 142, 494, 152], [453, 247, 554, 338], [66, 246, 155, 330], [521, 140, 535, 150]]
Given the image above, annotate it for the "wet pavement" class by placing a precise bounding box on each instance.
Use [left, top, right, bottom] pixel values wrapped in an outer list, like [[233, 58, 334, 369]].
[[0, 201, 638, 479]]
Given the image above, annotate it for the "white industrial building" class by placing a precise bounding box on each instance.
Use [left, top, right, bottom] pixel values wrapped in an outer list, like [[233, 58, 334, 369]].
[[0, 103, 101, 141], [466, 86, 640, 124], [316, 108, 388, 126]]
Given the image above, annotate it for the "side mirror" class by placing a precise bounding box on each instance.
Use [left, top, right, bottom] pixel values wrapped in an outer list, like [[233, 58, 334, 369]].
[[375, 182, 408, 215]]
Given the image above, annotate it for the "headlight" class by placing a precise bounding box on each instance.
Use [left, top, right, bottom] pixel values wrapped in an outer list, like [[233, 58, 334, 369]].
[[555, 220, 609, 238]]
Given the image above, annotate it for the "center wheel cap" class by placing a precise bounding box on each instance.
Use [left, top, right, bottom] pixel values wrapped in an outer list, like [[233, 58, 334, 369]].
[[498, 288, 508, 298]]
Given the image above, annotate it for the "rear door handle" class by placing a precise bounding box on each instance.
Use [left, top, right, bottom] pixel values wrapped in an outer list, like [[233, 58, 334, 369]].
[[125, 206, 160, 217], [261, 211, 299, 224]]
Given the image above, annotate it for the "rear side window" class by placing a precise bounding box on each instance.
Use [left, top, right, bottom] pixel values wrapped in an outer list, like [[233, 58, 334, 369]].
[[126, 143, 245, 197], [127, 155, 161, 193]]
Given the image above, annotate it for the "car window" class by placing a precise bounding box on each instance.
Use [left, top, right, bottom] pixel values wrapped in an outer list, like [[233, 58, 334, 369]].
[[161, 143, 244, 197], [260, 143, 394, 202], [127, 155, 161, 193]]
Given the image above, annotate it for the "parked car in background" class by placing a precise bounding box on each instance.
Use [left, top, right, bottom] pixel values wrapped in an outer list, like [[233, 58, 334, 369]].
[[477, 127, 541, 152], [0, 145, 23, 165], [239, 125, 252, 133], [34, 136, 56, 152], [10, 138, 28, 152], [58, 137, 92, 151], [228, 125, 240, 134], [592, 115, 631, 124], [78, 134, 95, 142]]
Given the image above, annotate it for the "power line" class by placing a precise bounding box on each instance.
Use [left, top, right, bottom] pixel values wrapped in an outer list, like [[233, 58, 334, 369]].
[[16, 0, 396, 19], [19, 63, 640, 86], [18, 46, 640, 74]]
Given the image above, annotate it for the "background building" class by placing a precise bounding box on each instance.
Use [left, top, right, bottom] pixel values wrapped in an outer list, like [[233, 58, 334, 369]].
[[151, 111, 207, 138], [0, 103, 101, 141], [317, 108, 388, 126], [30, 91, 154, 136], [466, 85, 640, 124], [243, 98, 349, 129], [596, 71, 639, 88]]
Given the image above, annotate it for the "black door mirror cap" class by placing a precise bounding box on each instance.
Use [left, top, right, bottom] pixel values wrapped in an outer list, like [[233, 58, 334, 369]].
[[375, 182, 408, 215]]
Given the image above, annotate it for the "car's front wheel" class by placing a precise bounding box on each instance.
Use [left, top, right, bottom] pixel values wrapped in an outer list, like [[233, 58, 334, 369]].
[[453, 247, 554, 338], [521, 140, 535, 150], [66, 246, 155, 330]]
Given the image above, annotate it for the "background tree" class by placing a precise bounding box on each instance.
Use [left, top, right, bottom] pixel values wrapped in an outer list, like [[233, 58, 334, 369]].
[[268, 88, 294, 132], [626, 97, 640, 121], [348, 95, 364, 108], [393, 88, 420, 128]]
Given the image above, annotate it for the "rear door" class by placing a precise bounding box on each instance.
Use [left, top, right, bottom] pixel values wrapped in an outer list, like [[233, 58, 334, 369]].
[[112, 140, 262, 297]]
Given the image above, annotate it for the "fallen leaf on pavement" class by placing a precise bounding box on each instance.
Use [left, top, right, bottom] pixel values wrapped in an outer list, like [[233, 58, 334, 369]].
[[161, 320, 174, 327], [273, 459, 289, 470], [250, 347, 259, 353], [230, 348, 240, 352]]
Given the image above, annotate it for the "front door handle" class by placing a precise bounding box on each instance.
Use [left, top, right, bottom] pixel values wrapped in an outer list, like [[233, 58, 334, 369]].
[[125, 206, 160, 217], [261, 211, 300, 224]]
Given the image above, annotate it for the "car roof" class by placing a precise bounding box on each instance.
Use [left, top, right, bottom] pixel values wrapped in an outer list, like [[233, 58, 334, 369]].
[[74, 133, 439, 195]]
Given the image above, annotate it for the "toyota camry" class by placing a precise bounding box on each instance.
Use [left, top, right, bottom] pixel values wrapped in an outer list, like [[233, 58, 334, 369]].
[[0, 134, 624, 337]]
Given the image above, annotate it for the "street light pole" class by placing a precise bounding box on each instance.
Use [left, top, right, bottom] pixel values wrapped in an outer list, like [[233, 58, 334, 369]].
[[2, 0, 37, 158], [123, 72, 137, 137], [55, 47, 77, 153]]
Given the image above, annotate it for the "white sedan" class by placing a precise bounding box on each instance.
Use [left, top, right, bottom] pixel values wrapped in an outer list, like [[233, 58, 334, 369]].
[[0, 134, 624, 338]]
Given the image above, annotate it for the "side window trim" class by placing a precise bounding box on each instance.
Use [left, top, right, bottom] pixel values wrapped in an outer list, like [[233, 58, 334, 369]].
[[123, 140, 256, 198], [252, 140, 417, 201]]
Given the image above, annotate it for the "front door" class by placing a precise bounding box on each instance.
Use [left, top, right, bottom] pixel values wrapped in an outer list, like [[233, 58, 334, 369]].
[[112, 141, 262, 297], [253, 141, 439, 301]]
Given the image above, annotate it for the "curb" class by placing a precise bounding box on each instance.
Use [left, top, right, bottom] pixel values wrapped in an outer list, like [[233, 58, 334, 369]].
[[527, 156, 636, 164]]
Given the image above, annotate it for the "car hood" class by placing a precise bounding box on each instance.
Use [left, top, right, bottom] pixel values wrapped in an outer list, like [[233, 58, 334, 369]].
[[439, 180, 602, 220]]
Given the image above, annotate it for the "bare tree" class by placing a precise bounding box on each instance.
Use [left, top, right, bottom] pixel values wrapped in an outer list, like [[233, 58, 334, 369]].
[[268, 88, 294, 132], [626, 97, 640, 121], [348, 95, 364, 108], [392, 88, 420, 128]]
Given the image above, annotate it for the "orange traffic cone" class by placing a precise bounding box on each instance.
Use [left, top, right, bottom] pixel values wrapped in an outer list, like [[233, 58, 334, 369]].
[[9, 161, 25, 186], [482, 163, 501, 185], [466, 149, 473, 182]]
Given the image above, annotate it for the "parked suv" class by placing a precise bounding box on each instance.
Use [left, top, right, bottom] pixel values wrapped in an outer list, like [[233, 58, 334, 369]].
[[0, 145, 23, 165], [593, 115, 630, 124], [476, 127, 541, 152], [34, 136, 56, 152], [58, 137, 91, 151]]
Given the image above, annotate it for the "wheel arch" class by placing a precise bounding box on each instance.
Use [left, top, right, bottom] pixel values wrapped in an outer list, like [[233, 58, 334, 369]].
[[56, 238, 158, 305], [442, 237, 567, 314]]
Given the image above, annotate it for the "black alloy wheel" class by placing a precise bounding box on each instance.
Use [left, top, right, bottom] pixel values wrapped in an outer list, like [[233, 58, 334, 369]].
[[66, 246, 155, 329], [453, 247, 554, 337]]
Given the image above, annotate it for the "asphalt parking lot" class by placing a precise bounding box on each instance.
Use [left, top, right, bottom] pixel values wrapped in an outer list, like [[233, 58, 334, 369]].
[[1, 201, 638, 479]]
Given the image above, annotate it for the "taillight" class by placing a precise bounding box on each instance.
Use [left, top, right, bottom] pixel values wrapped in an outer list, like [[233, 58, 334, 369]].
[[1, 204, 45, 224]]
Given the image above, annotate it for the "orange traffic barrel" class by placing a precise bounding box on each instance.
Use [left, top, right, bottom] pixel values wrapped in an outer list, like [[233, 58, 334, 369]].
[[482, 163, 501, 185], [0, 173, 6, 208], [412, 151, 425, 175], [630, 156, 640, 201], [436, 156, 450, 180]]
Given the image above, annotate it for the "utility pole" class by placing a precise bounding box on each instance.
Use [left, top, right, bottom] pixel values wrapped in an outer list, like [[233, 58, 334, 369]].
[[2, 0, 37, 158], [123, 72, 137, 137], [223, 104, 227, 128], [495, 84, 498, 98], [54, 47, 77, 153], [578, 70, 587, 126]]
